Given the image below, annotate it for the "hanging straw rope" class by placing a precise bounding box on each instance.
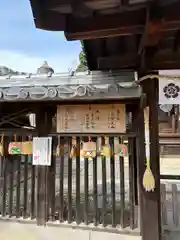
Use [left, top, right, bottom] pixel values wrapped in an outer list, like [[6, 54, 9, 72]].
[[56, 135, 61, 157], [70, 137, 76, 159], [0, 134, 4, 156], [142, 107, 155, 192], [137, 74, 180, 83]]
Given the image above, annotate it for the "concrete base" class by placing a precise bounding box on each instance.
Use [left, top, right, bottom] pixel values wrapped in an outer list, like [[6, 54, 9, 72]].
[[0, 221, 141, 240]]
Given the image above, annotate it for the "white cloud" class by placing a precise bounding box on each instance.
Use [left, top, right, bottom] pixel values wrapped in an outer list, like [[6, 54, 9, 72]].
[[0, 50, 79, 73]]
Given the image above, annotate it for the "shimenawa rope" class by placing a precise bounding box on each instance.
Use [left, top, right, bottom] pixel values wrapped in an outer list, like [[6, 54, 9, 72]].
[[142, 107, 155, 192]]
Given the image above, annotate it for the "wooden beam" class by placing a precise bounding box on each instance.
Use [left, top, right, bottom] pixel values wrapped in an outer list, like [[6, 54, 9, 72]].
[[42, 0, 93, 9], [98, 52, 180, 70], [64, 1, 180, 40], [29, 0, 44, 28], [43, 0, 69, 9], [140, 47, 159, 73], [30, 0, 180, 36], [153, 61, 180, 70], [36, 12, 66, 31], [98, 55, 139, 69], [173, 30, 180, 52], [65, 9, 180, 40], [121, 0, 129, 6], [42, 0, 129, 9], [71, 0, 93, 18], [138, 5, 163, 55], [65, 9, 146, 40], [37, 0, 178, 11], [43, 0, 93, 17], [154, 51, 180, 62], [30, 0, 66, 31]]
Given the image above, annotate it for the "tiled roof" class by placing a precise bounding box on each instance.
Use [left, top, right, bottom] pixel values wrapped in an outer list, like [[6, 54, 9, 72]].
[[0, 71, 141, 102]]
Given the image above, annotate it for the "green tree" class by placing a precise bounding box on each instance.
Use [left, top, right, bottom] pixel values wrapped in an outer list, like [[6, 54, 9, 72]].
[[76, 41, 88, 72], [0, 66, 26, 76]]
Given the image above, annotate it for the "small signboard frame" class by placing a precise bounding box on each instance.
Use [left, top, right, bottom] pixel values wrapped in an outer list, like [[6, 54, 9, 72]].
[[56, 104, 126, 133]]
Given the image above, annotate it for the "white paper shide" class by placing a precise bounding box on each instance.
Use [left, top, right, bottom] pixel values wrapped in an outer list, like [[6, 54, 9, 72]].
[[32, 137, 52, 166]]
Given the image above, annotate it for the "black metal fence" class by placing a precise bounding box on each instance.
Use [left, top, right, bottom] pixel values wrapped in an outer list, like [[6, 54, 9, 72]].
[[0, 134, 139, 232]]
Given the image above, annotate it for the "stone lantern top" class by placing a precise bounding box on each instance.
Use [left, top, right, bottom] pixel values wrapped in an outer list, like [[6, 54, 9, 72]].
[[36, 61, 54, 74]]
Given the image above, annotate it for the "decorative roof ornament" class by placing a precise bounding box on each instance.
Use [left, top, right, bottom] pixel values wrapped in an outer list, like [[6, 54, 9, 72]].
[[36, 61, 54, 74]]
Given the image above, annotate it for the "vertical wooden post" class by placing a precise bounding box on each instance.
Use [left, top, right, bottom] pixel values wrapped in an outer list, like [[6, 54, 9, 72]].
[[139, 77, 162, 240], [128, 103, 144, 232], [0, 104, 3, 177], [130, 105, 139, 206], [127, 104, 139, 228], [36, 104, 53, 225], [172, 113, 176, 133], [175, 105, 179, 132]]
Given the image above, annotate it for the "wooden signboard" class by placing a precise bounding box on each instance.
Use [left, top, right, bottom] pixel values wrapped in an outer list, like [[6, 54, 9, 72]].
[[22, 141, 33, 155], [57, 104, 126, 133]]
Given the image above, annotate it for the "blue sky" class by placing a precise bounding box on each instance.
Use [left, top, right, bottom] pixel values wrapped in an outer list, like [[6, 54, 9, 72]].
[[0, 1, 81, 73]]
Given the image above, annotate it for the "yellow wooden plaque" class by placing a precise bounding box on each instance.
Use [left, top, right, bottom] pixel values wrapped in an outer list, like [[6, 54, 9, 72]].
[[56, 104, 126, 133], [21, 141, 33, 155], [80, 141, 97, 158], [101, 145, 111, 157], [8, 142, 22, 155], [114, 143, 128, 157]]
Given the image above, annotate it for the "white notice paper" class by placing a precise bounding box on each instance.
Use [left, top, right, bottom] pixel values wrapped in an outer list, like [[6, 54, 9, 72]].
[[32, 137, 52, 166]]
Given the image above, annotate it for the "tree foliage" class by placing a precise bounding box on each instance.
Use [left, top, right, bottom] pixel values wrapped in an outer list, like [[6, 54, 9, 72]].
[[0, 66, 26, 76], [76, 41, 88, 72]]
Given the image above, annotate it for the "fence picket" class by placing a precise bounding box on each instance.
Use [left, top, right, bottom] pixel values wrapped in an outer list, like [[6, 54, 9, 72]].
[[161, 183, 167, 226], [0, 133, 139, 232], [172, 184, 179, 227]]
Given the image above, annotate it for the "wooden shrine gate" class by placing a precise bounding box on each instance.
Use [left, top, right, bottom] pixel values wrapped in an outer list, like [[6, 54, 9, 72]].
[[0, 102, 142, 236], [0, 71, 161, 240], [29, 1, 180, 239]]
